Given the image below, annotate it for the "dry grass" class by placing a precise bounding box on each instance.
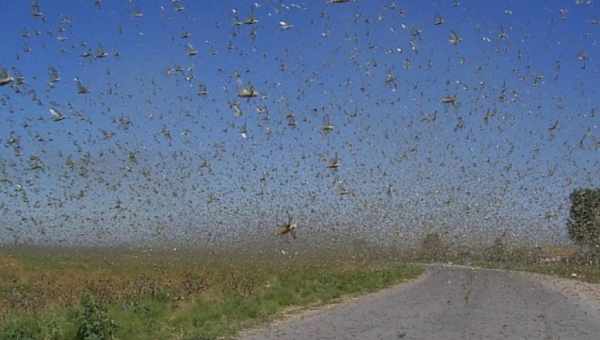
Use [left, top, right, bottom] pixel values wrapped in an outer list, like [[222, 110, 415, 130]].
[[0, 246, 423, 339]]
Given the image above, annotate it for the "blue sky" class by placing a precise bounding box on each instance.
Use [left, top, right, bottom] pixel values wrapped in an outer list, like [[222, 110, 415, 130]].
[[0, 0, 598, 246]]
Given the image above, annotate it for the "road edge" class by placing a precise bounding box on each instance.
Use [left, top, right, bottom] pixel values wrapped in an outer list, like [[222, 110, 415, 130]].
[[237, 266, 430, 339]]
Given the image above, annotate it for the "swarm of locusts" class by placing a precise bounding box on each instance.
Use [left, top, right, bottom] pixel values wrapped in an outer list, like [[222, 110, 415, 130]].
[[0, 0, 597, 258]]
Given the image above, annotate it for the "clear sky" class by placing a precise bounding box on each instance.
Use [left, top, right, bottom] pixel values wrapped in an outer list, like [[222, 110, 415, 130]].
[[0, 0, 598, 247]]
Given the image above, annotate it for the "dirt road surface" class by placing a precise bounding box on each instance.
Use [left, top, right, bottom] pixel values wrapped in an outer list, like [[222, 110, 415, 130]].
[[241, 265, 600, 340]]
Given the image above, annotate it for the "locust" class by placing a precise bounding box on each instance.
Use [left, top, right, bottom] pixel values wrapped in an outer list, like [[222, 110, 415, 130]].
[[0, 68, 14, 86], [276, 214, 297, 239], [441, 95, 457, 106], [327, 153, 341, 170], [238, 86, 258, 98]]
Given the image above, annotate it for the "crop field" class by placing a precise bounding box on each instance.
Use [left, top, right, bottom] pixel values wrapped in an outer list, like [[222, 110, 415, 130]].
[[0, 246, 423, 340]]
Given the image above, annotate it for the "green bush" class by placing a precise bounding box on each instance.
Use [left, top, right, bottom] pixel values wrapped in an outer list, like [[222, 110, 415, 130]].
[[76, 294, 118, 340], [567, 188, 600, 250]]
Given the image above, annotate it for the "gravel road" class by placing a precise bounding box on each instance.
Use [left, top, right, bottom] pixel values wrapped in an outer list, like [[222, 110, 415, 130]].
[[240, 265, 600, 340]]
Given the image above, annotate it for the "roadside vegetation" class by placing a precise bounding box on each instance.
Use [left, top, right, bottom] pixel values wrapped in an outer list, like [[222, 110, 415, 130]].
[[0, 248, 422, 340], [415, 234, 600, 283]]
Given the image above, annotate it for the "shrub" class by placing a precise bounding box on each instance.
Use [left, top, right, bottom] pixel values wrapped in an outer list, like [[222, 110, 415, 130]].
[[75, 294, 118, 340], [567, 188, 600, 251]]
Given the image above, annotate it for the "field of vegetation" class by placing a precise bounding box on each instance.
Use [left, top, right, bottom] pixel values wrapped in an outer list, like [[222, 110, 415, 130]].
[[0, 246, 423, 340]]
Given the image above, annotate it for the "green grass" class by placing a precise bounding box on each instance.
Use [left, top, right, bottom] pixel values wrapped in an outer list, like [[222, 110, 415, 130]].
[[0, 249, 423, 340]]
